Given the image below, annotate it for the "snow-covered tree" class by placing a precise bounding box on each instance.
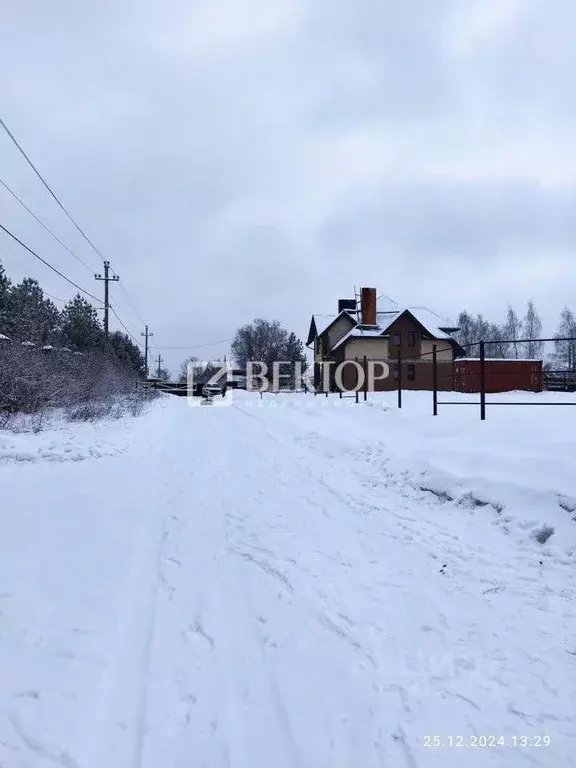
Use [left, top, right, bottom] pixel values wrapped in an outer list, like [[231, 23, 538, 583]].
[[61, 294, 103, 350], [154, 366, 170, 382], [8, 278, 59, 345], [0, 260, 11, 335], [109, 331, 145, 377]]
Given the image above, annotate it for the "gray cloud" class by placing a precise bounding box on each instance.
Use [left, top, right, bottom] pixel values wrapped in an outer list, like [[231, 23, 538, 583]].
[[1, 0, 574, 371]]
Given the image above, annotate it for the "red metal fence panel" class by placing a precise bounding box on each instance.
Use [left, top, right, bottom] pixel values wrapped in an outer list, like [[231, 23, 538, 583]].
[[454, 359, 543, 393]]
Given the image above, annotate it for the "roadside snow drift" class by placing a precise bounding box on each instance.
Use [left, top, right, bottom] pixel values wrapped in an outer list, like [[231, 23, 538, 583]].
[[0, 391, 575, 767]]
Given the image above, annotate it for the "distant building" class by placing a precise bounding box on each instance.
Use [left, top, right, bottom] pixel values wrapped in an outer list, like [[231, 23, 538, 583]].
[[307, 288, 464, 391]]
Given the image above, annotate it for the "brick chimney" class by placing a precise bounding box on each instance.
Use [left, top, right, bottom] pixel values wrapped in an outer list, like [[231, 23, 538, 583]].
[[360, 287, 377, 326]]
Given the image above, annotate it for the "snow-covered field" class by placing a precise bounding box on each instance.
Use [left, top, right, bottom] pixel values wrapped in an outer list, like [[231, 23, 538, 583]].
[[1, 391, 575, 767]]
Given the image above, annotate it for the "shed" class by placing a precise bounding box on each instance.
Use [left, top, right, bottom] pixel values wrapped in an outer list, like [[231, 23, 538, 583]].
[[454, 358, 543, 394]]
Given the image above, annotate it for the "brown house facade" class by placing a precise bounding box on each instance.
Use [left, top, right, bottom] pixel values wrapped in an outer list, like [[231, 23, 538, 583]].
[[307, 288, 464, 392]]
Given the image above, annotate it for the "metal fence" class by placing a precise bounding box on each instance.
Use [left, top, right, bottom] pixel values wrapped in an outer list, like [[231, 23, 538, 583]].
[[434, 337, 576, 420], [311, 337, 576, 420]]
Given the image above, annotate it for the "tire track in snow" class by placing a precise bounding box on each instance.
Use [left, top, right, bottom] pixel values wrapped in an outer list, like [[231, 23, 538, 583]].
[[87, 410, 188, 768]]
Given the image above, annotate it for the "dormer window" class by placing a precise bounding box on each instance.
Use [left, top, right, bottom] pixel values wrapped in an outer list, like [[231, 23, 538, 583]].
[[408, 332, 416, 346], [392, 332, 401, 346]]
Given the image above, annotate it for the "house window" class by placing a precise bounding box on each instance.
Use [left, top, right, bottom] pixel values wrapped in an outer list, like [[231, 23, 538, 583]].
[[393, 365, 399, 380], [408, 364, 415, 381], [408, 332, 416, 346], [392, 332, 401, 346]]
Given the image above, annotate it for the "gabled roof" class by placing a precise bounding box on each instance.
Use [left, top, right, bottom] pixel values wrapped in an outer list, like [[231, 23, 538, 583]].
[[309, 298, 460, 352], [332, 327, 385, 351], [377, 295, 401, 313], [307, 311, 356, 345], [407, 307, 457, 338]]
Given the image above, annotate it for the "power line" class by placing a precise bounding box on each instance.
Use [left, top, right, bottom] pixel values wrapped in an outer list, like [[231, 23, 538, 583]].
[[0, 116, 105, 263], [0, 178, 94, 274], [409, 305, 457, 326], [1, 119, 151, 341], [109, 305, 145, 349], [94, 260, 119, 341], [150, 338, 233, 350], [118, 279, 146, 325], [0, 222, 104, 305], [43, 290, 67, 304], [141, 324, 154, 377]]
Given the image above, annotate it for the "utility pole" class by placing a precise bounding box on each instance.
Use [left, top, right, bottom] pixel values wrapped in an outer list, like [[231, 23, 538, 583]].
[[156, 353, 163, 379], [94, 261, 119, 341], [141, 324, 154, 378]]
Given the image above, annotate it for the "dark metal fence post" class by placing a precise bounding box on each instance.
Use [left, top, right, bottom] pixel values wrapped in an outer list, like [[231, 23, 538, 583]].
[[480, 340, 486, 421], [364, 355, 368, 401], [397, 350, 402, 409], [432, 344, 438, 416]]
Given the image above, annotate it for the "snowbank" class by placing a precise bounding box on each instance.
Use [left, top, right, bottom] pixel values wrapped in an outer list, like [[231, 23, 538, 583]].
[[237, 389, 576, 557]]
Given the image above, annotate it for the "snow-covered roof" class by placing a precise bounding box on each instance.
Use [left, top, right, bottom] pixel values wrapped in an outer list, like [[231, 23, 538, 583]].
[[408, 306, 458, 335], [406, 309, 453, 340], [0, 333, 10, 341], [332, 327, 385, 351], [21, 341, 36, 347], [311, 299, 459, 351], [58, 347, 72, 352], [311, 314, 338, 337], [377, 294, 401, 313], [42, 345, 55, 351]]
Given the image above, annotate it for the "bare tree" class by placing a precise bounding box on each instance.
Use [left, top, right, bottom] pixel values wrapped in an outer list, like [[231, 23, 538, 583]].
[[232, 319, 306, 384], [553, 307, 576, 369], [522, 299, 544, 359], [486, 323, 509, 358], [504, 305, 522, 359], [454, 311, 476, 349]]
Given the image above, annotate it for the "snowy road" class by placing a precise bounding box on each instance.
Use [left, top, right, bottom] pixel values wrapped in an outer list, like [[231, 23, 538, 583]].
[[1, 394, 575, 767]]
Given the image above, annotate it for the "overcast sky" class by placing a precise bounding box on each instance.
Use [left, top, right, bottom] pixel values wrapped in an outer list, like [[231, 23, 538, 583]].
[[1, 0, 575, 372]]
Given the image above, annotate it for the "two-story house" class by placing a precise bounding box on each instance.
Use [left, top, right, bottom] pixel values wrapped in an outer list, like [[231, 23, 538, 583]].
[[307, 288, 464, 391]]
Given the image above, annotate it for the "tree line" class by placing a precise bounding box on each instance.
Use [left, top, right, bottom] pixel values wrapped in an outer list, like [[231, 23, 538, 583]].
[[0, 259, 145, 372], [454, 301, 576, 367], [0, 259, 147, 416]]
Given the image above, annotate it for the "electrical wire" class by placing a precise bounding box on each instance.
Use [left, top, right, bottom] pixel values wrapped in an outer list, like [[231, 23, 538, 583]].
[[118, 279, 146, 325], [0, 116, 105, 263], [43, 290, 67, 304], [1, 119, 151, 340], [0, 178, 94, 274], [109, 305, 145, 349], [0, 222, 104, 304], [150, 338, 233, 350]]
